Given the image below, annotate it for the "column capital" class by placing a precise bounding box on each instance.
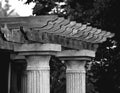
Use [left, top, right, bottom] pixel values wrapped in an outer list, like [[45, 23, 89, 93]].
[[14, 43, 61, 56], [56, 49, 95, 61], [57, 49, 95, 73], [10, 54, 26, 62], [66, 60, 86, 73], [25, 56, 51, 71]]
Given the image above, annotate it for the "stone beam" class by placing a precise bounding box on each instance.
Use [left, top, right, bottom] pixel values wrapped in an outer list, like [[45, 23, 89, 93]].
[[0, 35, 23, 51], [56, 49, 95, 60], [14, 43, 61, 52], [0, 15, 114, 51], [0, 15, 58, 29]]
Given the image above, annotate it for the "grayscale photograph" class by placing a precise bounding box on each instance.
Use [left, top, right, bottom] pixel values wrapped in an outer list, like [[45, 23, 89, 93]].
[[0, 0, 119, 93]]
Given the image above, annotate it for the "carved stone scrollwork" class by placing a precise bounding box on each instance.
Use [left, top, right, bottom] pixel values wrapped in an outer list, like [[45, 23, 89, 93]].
[[0, 24, 26, 43]]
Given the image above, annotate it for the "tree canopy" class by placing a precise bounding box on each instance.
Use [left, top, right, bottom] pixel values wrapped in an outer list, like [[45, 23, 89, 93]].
[[25, 0, 120, 35], [0, 0, 16, 17]]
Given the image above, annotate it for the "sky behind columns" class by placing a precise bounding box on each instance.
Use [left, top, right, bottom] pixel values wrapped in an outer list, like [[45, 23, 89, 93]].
[[1, 0, 35, 16]]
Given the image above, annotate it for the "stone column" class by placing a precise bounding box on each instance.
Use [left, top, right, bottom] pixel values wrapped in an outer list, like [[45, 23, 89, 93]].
[[21, 71, 27, 93], [66, 60, 87, 93], [57, 50, 95, 93], [8, 62, 11, 93], [26, 55, 51, 93], [14, 43, 61, 93], [21, 61, 27, 93], [11, 54, 27, 93]]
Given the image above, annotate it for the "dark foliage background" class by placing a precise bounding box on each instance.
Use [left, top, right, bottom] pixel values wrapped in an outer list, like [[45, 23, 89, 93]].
[[24, 0, 120, 93]]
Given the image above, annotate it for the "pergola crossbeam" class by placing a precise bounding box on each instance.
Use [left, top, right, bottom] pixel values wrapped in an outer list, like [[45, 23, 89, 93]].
[[0, 15, 114, 51]]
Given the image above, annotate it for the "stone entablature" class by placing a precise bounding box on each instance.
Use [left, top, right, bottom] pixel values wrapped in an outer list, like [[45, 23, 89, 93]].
[[0, 15, 114, 51]]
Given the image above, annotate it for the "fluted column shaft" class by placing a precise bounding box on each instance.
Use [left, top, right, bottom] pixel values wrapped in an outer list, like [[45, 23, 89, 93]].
[[10, 55, 27, 93], [26, 56, 51, 93], [21, 71, 27, 93], [66, 60, 86, 93]]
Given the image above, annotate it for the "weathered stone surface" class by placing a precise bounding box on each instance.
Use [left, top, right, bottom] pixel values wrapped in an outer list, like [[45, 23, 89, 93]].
[[0, 15, 114, 51], [66, 60, 86, 93], [0, 15, 115, 93], [56, 49, 95, 59], [26, 56, 51, 93], [0, 15, 58, 28], [0, 35, 21, 50], [14, 43, 61, 52], [1, 24, 26, 43]]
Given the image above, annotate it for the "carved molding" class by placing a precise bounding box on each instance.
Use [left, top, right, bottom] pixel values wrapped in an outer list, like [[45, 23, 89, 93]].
[[0, 15, 114, 51]]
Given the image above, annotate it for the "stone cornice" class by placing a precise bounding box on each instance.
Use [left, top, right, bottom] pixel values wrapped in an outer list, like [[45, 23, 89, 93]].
[[0, 15, 114, 51]]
